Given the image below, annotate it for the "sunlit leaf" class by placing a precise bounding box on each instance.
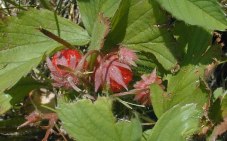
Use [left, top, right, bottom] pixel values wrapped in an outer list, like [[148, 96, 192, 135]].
[[141, 129, 152, 141], [57, 97, 142, 141], [155, 0, 227, 30], [0, 93, 12, 115], [150, 83, 166, 118], [165, 66, 208, 113], [221, 93, 227, 117], [151, 66, 208, 118], [147, 104, 202, 141], [213, 88, 223, 100]]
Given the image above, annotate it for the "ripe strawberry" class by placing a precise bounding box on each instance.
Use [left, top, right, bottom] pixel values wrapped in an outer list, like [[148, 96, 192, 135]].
[[94, 47, 138, 93], [51, 49, 82, 74], [94, 49, 136, 93], [110, 66, 133, 92], [46, 49, 82, 88]]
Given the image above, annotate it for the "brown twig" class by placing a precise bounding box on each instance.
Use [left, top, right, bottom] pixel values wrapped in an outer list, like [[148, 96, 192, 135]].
[[37, 27, 74, 49]]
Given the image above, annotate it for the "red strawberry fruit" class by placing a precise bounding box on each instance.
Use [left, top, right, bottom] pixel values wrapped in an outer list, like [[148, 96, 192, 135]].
[[51, 49, 82, 74], [46, 49, 82, 88], [110, 67, 133, 92]]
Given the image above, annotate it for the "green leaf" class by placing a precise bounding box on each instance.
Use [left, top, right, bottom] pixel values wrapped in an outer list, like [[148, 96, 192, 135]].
[[165, 66, 208, 112], [150, 23, 221, 117], [150, 23, 220, 117], [152, 66, 208, 117], [213, 88, 223, 100], [0, 93, 12, 115], [155, 0, 227, 30], [221, 94, 227, 117], [147, 104, 202, 141], [113, 0, 178, 71], [134, 54, 157, 74], [141, 129, 152, 141], [105, 0, 130, 46], [0, 9, 90, 92], [209, 98, 222, 123], [77, 0, 121, 35], [0, 9, 89, 50], [116, 119, 142, 141], [174, 22, 221, 66], [0, 57, 42, 93], [88, 14, 110, 50], [57, 97, 142, 141], [150, 83, 166, 118]]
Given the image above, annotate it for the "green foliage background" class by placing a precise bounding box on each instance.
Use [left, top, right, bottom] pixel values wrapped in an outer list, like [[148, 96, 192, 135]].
[[1, 0, 227, 140]]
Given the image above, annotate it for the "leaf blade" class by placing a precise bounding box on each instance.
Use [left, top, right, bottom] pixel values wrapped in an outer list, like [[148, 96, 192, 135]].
[[119, 0, 178, 70], [147, 104, 202, 141], [57, 97, 142, 141], [155, 0, 227, 30], [0, 93, 12, 115]]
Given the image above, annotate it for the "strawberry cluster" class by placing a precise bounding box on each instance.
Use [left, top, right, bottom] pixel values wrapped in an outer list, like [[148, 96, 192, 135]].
[[46, 47, 163, 105]]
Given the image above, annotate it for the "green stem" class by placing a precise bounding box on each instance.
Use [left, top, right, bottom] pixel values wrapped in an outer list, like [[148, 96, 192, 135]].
[[40, 105, 57, 113], [115, 97, 132, 109], [112, 88, 146, 97], [88, 53, 98, 71], [54, 12, 61, 37]]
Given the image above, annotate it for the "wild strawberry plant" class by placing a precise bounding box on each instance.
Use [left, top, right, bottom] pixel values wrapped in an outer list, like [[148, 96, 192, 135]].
[[1, 0, 227, 141]]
